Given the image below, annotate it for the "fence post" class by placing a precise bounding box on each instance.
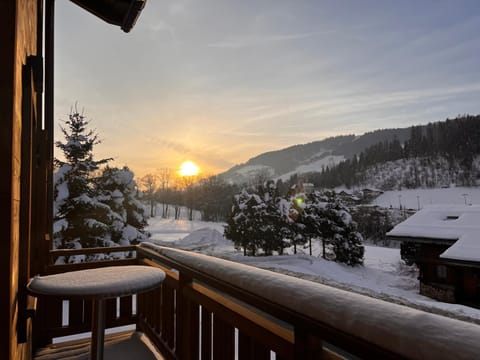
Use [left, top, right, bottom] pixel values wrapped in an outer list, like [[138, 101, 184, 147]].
[[176, 272, 197, 360], [294, 327, 323, 360]]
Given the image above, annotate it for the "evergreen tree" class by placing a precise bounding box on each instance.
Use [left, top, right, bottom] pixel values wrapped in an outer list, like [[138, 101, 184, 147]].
[[53, 110, 148, 262], [286, 192, 308, 255], [97, 166, 149, 245], [224, 188, 263, 256], [257, 181, 286, 255], [302, 190, 334, 258], [303, 190, 364, 265], [326, 198, 364, 265], [54, 110, 113, 253]]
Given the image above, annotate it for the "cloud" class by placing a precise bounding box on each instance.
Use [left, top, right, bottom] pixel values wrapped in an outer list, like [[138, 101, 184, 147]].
[[207, 31, 324, 49], [149, 20, 176, 40]]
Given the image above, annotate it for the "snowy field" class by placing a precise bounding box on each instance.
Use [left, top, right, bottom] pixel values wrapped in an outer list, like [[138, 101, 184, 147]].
[[148, 216, 480, 325], [374, 186, 480, 209]]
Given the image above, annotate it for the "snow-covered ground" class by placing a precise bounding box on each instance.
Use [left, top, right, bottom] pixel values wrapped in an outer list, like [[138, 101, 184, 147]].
[[374, 187, 480, 209], [148, 216, 480, 325]]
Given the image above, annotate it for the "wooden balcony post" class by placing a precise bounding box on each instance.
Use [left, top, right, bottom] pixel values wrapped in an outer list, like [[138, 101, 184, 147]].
[[176, 273, 198, 360], [294, 328, 323, 360]]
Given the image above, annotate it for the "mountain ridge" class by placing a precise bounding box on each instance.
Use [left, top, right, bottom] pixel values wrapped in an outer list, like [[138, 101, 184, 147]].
[[220, 127, 411, 184]]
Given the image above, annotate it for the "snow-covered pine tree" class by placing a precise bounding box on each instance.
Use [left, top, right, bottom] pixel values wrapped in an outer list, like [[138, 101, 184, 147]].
[[257, 181, 286, 255], [53, 109, 114, 256], [327, 198, 365, 266], [224, 188, 265, 256], [97, 166, 149, 245], [302, 190, 338, 259], [287, 192, 308, 255]]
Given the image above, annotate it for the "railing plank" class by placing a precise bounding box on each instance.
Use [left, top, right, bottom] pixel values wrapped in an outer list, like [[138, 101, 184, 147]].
[[105, 298, 117, 328], [294, 328, 324, 360], [152, 287, 161, 334], [49, 245, 136, 258], [201, 306, 212, 360], [162, 283, 175, 349], [33, 297, 63, 347], [120, 296, 132, 320], [189, 301, 200, 360], [238, 331, 271, 360], [68, 299, 84, 327], [213, 314, 235, 360]]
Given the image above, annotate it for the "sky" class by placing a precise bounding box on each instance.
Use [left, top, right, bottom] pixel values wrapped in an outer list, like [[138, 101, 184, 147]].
[[54, 0, 480, 178]]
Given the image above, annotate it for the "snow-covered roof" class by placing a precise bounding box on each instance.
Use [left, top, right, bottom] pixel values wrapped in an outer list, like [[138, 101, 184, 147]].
[[386, 205, 480, 262]]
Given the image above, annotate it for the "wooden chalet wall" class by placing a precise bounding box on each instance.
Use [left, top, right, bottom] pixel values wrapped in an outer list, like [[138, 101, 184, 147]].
[[0, 1, 41, 359], [417, 243, 480, 304], [416, 244, 455, 302]]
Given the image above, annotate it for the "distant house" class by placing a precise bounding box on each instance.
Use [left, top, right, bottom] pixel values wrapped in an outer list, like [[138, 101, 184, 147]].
[[387, 205, 480, 305], [337, 190, 362, 206], [303, 182, 315, 194], [360, 188, 383, 203]]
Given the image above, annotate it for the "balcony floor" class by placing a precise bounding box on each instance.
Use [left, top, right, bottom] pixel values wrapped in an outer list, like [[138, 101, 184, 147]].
[[34, 331, 164, 360]]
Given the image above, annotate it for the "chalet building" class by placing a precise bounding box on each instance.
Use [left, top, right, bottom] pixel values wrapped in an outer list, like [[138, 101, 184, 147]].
[[359, 188, 383, 202], [387, 205, 480, 305], [3, 1, 480, 359]]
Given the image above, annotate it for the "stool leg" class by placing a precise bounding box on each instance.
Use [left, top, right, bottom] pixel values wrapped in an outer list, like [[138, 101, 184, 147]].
[[91, 299, 105, 360]]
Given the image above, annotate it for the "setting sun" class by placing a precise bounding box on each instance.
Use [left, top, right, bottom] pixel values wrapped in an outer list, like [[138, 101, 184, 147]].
[[179, 161, 200, 177]]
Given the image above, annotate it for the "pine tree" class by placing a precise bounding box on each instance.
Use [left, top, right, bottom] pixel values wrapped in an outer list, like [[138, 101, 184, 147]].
[[302, 191, 329, 257], [224, 188, 264, 256], [257, 181, 286, 255], [327, 199, 364, 266], [53, 109, 113, 255], [285, 191, 308, 255], [97, 166, 149, 245]]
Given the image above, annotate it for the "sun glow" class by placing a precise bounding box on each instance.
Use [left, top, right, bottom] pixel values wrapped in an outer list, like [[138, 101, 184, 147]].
[[179, 161, 200, 177]]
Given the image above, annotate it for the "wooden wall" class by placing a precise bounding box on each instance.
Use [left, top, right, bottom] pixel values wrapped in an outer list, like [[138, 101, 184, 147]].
[[0, 1, 40, 359]]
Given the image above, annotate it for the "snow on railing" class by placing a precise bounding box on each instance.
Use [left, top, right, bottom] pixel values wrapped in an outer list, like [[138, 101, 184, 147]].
[[137, 242, 480, 360]]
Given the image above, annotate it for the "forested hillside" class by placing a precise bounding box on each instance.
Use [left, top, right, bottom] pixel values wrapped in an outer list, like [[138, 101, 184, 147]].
[[307, 115, 480, 190], [221, 128, 411, 183]]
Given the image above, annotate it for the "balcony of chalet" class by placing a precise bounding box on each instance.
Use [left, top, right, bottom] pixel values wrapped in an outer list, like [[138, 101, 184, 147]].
[[28, 242, 480, 360], [6, 1, 478, 359]]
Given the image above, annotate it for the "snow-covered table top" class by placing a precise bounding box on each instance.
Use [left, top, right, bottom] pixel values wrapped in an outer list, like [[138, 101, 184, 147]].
[[27, 265, 165, 299]]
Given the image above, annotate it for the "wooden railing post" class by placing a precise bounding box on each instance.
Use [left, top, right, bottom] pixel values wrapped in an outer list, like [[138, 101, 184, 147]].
[[176, 273, 199, 360], [294, 328, 324, 360]]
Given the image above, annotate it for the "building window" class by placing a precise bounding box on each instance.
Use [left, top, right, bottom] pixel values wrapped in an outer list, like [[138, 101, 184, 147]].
[[436, 265, 447, 280], [444, 215, 459, 221]]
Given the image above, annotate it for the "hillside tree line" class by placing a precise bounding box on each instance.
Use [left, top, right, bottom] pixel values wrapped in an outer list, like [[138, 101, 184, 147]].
[[308, 115, 480, 189]]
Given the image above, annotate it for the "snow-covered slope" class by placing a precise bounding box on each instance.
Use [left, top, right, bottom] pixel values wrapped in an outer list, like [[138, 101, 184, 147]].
[[220, 128, 410, 185], [277, 154, 345, 181]]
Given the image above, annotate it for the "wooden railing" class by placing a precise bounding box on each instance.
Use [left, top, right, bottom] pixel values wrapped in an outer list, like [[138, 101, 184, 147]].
[[136, 243, 480, 360], [33, 243, 480, 359]]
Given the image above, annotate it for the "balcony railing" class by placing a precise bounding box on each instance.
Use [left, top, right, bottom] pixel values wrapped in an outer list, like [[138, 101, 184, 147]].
[[32, 243, 480, 359]]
